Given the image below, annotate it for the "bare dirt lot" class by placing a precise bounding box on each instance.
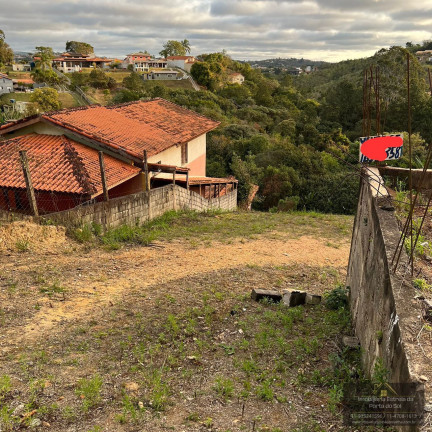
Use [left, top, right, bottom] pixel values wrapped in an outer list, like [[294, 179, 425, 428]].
[[0, 211, 378, 432]]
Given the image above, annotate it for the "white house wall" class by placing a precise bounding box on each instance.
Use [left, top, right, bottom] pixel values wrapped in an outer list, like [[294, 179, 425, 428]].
[[148, 134, 207, 176]]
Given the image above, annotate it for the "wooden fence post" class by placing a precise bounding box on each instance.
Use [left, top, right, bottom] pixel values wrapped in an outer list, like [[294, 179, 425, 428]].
[[186, 170, 190, 192], [98, 151, 109, 202], [143, 150, 149, 191], [19, 150, 38, 216]]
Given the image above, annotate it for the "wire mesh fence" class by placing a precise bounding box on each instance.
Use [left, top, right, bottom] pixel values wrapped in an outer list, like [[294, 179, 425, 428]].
[[0, 149, 237, 217]]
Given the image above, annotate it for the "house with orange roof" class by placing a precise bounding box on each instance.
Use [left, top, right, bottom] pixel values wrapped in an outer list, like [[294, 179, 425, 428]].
[[166, 56, 197, 73], [122, 53, 168, 72], [53, 53, 113, 73], [0, 134, 141, 213], [227, 72, 245, 85], [0, 99, 235, 214]]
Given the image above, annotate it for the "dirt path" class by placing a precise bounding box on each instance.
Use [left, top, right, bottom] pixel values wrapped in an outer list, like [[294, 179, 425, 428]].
[[0, 234, 350, 345], [0, 216, 356, 432]]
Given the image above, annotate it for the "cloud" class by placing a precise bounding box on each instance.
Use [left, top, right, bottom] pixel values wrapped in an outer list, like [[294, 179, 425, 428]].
[[1, 0, 431, 61]]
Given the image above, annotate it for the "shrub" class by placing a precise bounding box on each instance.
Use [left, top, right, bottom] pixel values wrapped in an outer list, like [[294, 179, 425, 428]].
[[413, 278, 431, 292], [75, 375, 103, 412], [325, 286, 349, 310]]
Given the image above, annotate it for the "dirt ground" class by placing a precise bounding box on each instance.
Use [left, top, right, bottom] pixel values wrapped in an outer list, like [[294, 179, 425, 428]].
[[0, 213, 373, 432]]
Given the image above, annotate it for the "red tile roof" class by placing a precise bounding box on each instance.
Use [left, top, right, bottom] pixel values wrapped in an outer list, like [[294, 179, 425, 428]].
[[41, 99, 220, 159], [12, 79, 34, 84], [53, 57, 113, 62], [0, 73, 11, 80], [0, 134, 140, 196]]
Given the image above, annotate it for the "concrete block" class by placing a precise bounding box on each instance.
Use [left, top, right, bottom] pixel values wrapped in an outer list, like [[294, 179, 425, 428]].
[[251, 289, 282, 303], [306, 294, 322, 305], [282, 290, 306, 307]]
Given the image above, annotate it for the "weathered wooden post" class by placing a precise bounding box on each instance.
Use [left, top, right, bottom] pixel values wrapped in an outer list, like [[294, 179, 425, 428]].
[[19, 150, 38, 216], [143, 150, 149, 191], [98, 151, 109, 202], [186, 170, 190, 192]]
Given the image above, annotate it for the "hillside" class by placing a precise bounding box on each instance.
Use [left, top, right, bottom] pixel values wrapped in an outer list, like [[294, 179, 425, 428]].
[[246, 57, 329, 70], [2, 45, 431, 216], [0, 210, 371, 431]]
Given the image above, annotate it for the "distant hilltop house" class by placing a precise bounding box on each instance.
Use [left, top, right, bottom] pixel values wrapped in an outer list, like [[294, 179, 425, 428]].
[[166, 56, 197, 73], [0, 99, 237, 214], [123, 52, 152, 65], [121, 53, 168, 72], [142, 69, 179, 80], [286, 67, 303, 76], [0, 73, 13, 96], [12, 63, 31, 72], [227, 72, 245, 85], [304, 65, 318, 74], [416, 50, 432, 62], [52, 53, 113, 73]]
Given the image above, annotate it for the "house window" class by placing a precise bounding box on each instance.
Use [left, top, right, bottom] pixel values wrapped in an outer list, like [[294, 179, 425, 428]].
[[181, 143, 188, 164]]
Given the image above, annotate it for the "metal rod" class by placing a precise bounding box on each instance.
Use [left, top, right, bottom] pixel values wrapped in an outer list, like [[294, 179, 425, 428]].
[[407, 53, 414, 276], [376, 66, 380, 135], [368, 66, 373, 137], [391, 143, 432, 270]]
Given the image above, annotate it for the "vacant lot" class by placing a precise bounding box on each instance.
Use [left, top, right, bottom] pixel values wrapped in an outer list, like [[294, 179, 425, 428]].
[[0, 211, 377, 431], [0, 91, 79, 109]]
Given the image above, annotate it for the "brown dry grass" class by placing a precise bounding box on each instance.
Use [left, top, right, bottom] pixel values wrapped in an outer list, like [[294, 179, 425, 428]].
[[0, 210, 384, 431]]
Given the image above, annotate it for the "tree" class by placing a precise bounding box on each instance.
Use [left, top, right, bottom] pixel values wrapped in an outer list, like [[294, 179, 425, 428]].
[[218, 84, 251, 105], [0, 30, 13, 65], [230, 153, 260, 202], [190, 62, 212, 87], [181, 39, 191, 54], [89, 69, 116, 89], [31, 69, 62, 85], [30, 88, 61, 112], [123, 72, 145, 92], [159, 40, 189, 58], [65, 41, 94, 56], [34, 46, 54, 71]]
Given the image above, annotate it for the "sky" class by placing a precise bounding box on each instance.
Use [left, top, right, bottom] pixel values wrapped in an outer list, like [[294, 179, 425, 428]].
[[2, 0, 432, 62]]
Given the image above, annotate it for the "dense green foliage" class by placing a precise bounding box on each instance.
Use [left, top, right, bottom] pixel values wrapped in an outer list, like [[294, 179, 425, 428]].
[[34, 46, 54, 71], [111, 57, 361, 213], [30, 88, 61, 112], [70, 69, 117, 90], [0, 30, 13, 65], [65, 41, 94, 56], [159, 39, 191, 58], [57, 44, 432, 214]]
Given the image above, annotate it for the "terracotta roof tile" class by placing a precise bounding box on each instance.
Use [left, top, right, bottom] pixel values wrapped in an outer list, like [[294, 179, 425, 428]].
[[0, 134, 140, 196], [0, 73, 11, 80], [110, 99, 220, 144], [42, 99, 220, 159], [12, 79, 34, 84]]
